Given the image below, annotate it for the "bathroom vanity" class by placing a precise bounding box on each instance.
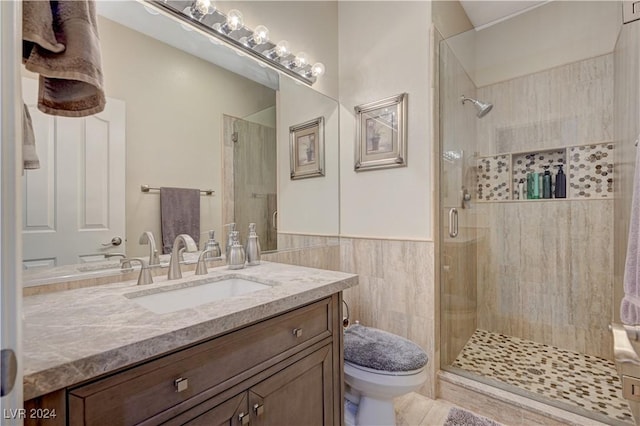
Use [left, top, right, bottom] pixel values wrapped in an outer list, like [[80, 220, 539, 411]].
[[22, 262, 357, 425]]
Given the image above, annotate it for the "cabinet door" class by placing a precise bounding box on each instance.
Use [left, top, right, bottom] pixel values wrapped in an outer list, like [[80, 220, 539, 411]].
[[181, 393, 249, 426], [249, 345, 333, 426]]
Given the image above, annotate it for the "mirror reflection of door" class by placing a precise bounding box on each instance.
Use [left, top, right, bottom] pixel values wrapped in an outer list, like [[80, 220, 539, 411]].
[[224, 114, 277, 252], [21, 78, 126, 269]]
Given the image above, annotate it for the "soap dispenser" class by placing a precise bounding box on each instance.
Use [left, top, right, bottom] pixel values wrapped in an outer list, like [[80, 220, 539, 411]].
[[554, 164, 566, 198], [245, 223, 261, 266], [227, 231, 246, 270], [224, 223, 236, 258], [202, 230, 221, 259], [542, 166, 552, 199]]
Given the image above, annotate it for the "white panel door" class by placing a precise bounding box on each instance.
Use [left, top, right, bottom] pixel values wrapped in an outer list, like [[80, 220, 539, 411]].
[[1, 0, 23, 413], [21, 78, 126, 268]]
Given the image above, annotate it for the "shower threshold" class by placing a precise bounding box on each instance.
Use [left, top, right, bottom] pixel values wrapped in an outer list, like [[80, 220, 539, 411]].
[[449, 329, 633, 425]]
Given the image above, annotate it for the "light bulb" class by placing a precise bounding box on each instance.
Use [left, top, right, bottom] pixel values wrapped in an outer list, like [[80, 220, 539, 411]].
[[241, 25, 269, 48], [226, 9, 244, 31], [275, 40, 290, 58], [311, 62, 325, 77], [184, 0, 215, 21], [252, 25, 269, 45], [293, 52, 309, 69]]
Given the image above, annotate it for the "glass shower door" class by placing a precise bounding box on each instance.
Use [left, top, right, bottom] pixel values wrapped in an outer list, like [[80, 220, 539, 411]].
[[438, 35, 480, 371]]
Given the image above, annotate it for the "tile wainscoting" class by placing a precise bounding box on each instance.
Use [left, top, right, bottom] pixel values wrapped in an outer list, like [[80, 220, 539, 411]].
[[339, 237, 437, 398]]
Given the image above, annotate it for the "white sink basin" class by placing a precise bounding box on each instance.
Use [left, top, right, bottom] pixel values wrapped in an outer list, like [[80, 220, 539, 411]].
[[127, 278, 271, 314]]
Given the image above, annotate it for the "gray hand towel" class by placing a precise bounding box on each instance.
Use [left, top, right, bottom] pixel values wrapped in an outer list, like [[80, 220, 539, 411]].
[[22, 104, 40, 170], [160, 187, 200, 254], [23, 0, 105, 117]]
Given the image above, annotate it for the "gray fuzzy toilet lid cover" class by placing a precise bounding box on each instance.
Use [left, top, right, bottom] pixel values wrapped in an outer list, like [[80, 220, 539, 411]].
[[344, 324, 428, 372]]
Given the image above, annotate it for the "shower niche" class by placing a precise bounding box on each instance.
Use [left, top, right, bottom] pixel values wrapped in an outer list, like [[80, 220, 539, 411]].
[[476, 142, 614, 202]]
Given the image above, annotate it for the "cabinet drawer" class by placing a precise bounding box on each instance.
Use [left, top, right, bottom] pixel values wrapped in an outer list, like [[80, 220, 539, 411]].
[[68, 298, 333, 426]]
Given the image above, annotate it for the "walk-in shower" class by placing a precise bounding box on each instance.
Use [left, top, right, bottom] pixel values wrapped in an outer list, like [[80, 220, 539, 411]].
[[438, 1, 636, 425]]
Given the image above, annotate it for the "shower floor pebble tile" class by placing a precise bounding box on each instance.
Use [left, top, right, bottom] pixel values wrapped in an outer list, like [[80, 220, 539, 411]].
[[452, 329, 634, 424]]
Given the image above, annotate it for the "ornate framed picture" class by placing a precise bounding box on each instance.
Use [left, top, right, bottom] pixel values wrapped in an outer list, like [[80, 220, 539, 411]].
[[354, 93, 407, 172], [289, 116, 325, 180]]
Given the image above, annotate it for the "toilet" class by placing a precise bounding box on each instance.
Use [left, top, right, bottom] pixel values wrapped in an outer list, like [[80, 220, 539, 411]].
[[343, 324, 429, 426]]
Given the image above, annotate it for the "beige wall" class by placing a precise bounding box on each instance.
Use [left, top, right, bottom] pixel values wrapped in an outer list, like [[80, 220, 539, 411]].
[[432, 1, 473, 39], [98, 17, 275, 257], [447, 1, 621, 88], [338, 1, 433, 240], [614, 20, 640, 322]]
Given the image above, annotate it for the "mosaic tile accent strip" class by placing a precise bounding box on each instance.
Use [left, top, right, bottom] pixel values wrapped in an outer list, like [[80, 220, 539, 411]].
[[477, 155, 510, 201], [452, 329, 633, 425], [569, 143, 614, 198], [511, 150, 565, 199]]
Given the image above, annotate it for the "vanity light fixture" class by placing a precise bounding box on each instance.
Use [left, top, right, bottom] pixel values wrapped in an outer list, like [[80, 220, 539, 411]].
[[147, 0, 325, 86]]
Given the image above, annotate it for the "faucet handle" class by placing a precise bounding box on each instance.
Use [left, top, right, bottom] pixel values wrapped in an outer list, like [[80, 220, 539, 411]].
[[119, 258, 133, 270], [195, 249, 216, 275], [127, 258, 153, 286]]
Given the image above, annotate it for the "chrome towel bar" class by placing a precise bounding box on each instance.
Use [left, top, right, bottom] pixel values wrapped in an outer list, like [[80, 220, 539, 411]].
[[140, 184, 214, 196]]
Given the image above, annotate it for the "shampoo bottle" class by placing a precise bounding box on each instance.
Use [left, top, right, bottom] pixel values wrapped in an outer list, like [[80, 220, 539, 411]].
[[554, 164, 566, 198], [528, 172, 540, 199], [542, 166, 552, 199], [518, 179, 525, 200]]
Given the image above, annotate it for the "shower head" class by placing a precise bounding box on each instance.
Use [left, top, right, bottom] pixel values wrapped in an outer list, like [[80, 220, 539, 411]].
[[461, 95, 493, 118]]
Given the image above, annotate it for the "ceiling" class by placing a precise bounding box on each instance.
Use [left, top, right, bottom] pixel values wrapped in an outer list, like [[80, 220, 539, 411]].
[[459, 1, 548, 30]]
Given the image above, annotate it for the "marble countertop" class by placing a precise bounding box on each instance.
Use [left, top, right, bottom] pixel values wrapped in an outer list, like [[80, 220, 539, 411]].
[[22, 261, 358, 400]]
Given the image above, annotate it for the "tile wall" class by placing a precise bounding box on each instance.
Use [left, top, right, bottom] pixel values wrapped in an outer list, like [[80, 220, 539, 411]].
[[476, 54, 614, 359], [340, 238, 437, 398]]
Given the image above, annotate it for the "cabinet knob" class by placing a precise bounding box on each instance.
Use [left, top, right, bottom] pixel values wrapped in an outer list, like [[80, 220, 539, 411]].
[[238, 412, 250, 425], [174, 377, 188, 392], [253, 403, 264, 416], [292, 328, 303, 338]]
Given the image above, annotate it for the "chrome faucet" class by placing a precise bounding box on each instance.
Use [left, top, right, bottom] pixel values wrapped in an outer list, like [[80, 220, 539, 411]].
[[167, 234, 198, 280], [139, 231, 160, 266]]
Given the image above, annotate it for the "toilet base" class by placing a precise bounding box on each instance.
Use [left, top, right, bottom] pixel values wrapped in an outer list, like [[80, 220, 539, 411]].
[[356, 395, 396, 426]]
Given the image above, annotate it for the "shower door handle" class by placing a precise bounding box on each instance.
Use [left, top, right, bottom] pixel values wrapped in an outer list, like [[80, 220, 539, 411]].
[[448, 208, 459, 238]]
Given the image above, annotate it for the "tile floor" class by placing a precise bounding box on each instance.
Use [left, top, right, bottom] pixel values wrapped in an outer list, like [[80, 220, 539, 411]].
[[451, 329, 634, 424]]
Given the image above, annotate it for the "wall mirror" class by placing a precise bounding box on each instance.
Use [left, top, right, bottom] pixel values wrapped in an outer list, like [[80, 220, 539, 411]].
[[21, 0, 340, 285]]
